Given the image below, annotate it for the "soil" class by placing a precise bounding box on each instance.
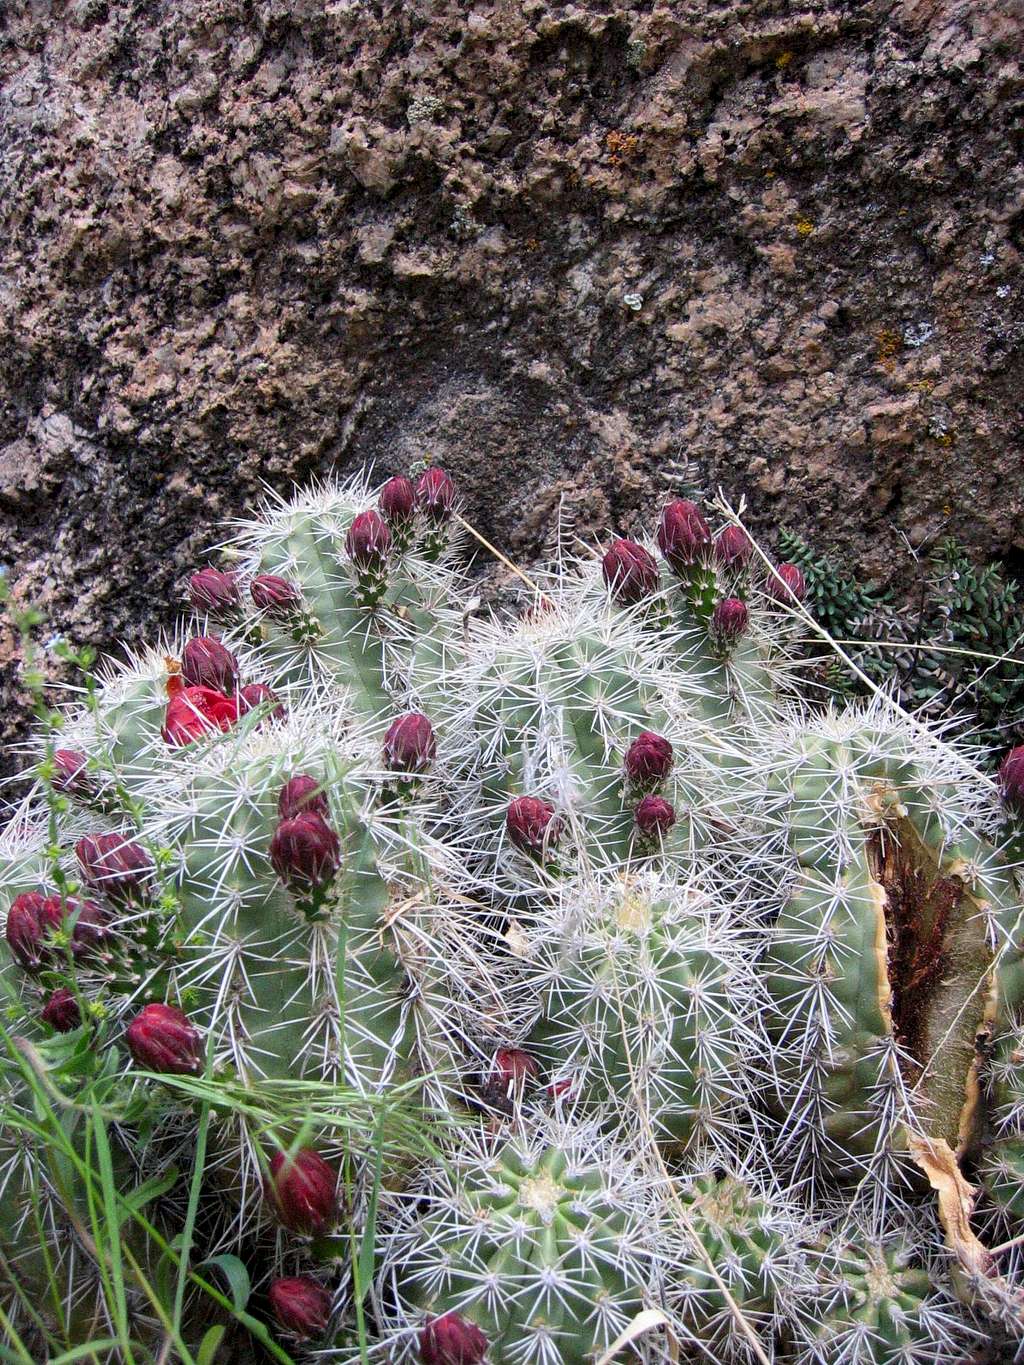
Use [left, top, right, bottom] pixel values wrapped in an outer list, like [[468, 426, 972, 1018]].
[[1, 0, 1023, 790]]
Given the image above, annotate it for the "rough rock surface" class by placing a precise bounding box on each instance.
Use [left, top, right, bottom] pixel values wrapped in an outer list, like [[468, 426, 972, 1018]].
[[1, 0, 1023, 787]]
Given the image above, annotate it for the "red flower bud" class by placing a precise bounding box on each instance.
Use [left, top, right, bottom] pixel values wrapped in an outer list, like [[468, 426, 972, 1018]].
[[126, 1002, 202, 1075], [238, 682, 286, 721], [278, 775, 329, 822], [624, 731, 673, 789], [181, 636, 239, 692], [379, 475, 417, 525], [268, 1276, 332, 1340], [602, 539, 660, 606], [383, 712, 436, 776], [270, 814, 341, 889], [51, 749, 91, 797], [346, 510, 391, 571], [999, 746, 1024, 814], [42, 988, 81, 1033], [494, 1047, 538, 1085], [66, 897, 111, 959], [188, 567, 240, 617], [635, 795, 676, 839], [162, 686, 240, 746], [710, 597, 749, 648], [5, 892, 64, 971], [657, 500, 712, 573], [250, 574, 302, 617], [714, 525, 753, 572], [416, 467, 455, 523], [506, 796, 560, 857], [266, 1147, 338, 1235], [76, 833, 154, 902], [420, 1312, 488, 1365], [767, 562, 806, 606]]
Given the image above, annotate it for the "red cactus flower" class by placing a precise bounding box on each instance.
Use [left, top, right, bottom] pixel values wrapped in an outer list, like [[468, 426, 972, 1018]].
[[268, 1276, 332, 1340], [250, 574, 302, 617], [238, 682, 286, 721], [767, 562, 806, 606], [657, 499, 712, 573], [635, 795, 677, 839], [624, 731, 673, 789], [416, 467, 456, 522], [51, 749, 91, 797], [5, 892, 65, 971], [420, 1312, 488, 1365], [181, 636, 239, 692], [506, 796, 560, 857], [278, 774, 329, 821], [266, 1147, 338, 1235], [126, 1003, 202, 1075], [188, 567, 240, 616], [714, 525, 753, 572], [379, 475, 417, 525], [42, 988, 82, 1033], [602, 538, 660, 606], [383, 711, 436, 775], [346, 509, 391, 571], [162, 686, 240, 746], [75, 833, 154, 902], [710, 597, 749, 648], [269, 814, 341, 889], [999, 746, 1024, 814]]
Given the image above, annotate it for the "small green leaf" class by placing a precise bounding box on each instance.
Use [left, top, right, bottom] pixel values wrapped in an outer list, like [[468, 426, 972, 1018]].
[[200, 1254, 251, 1313], [197, 1326, 226, 1365]]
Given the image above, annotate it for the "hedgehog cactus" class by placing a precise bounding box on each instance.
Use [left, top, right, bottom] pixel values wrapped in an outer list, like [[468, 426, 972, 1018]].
[[1, 465, 1023, 1362]]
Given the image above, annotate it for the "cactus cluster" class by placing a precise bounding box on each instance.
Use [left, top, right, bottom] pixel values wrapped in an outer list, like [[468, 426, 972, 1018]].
[[2, 466, 1023, 1363]]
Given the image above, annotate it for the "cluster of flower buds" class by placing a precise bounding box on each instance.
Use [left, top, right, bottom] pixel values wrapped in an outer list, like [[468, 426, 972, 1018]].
[[265, 1146, 339, 1236], [420, 1313, 488, 1365], [382, 711, 436, 785], [505, 796, 561, 860], [5, 891, 109, 972], [163, 634, 283, 745], [999, 745, 1024, 814], [76, 833, 154, 903], [602, 538, 660, 607], [188, 567, 241, 621], [268, 1276, 332, 1341], [709, 596, 750, 654], [270, 777, 341, 902], [126, 1002, 203, 1075]]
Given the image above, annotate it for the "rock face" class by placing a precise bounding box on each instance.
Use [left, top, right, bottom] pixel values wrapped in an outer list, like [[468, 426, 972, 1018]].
[[1, 0, 1022, 780]]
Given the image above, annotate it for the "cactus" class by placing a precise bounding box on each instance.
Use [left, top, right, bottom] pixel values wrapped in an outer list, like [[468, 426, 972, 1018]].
[[2, 464, 1023, 1362]]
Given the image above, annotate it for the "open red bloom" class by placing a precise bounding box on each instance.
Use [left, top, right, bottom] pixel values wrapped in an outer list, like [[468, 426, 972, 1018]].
[[162, 686, 239, 746]]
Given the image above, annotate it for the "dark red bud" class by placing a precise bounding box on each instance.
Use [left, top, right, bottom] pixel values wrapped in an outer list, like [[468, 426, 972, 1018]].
[[346, 510, 391, 571], [494, 1047, 539, 1085], [714, 525, 753, 572], [268, 1276, 332, 1340], [270, 814, 341, 889], [420, 1312, 488, 1365], [635, 795, 677, 838], [126, 1002, 202, 1075], [250, 574, 302, 616], [379, 475, 417, 525], [624, 731, 673, 789], [238, 683, 286, 721], [42, 988, 81, 1033], [416, 467, 455, 522], [181, 636, 239, 692], [162, 686, 240, 746], [999, 746, 1024, 814], [266, 1147, 338, 1235], [506, 796, 560, 857], [5, 892, 64, 971], [278, 775, 329, 821], [383, 712, 436, 776], [711, 597, 749, 647], [51, 749, 91, 797], [767, 562, 806, 606], [657, 500, 712, 573], [602, 539, 660, 606], [67, 898, 110, 959], [75, 833, 154, 902], [188, 567, 240, 616]]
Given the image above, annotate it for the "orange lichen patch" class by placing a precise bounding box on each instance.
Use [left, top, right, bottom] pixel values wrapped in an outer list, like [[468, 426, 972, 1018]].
[[605, 130, 640, 167], [936, 432, 955, 448], [794, 216, 815, 237], [775, 50, 794, 69], [875, 326, 902, 369]]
